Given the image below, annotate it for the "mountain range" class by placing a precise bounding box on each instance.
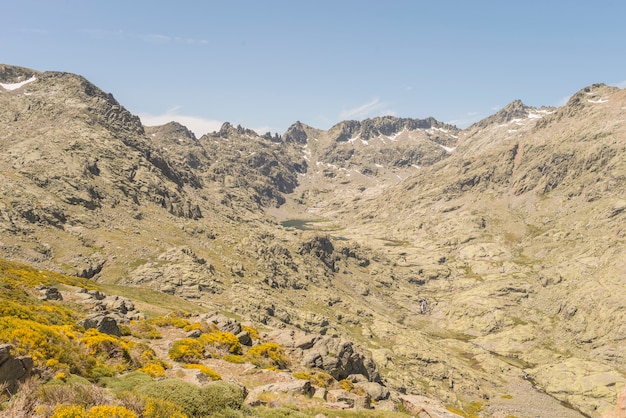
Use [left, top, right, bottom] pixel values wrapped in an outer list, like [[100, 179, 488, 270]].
[[1, 64, 625, 417]]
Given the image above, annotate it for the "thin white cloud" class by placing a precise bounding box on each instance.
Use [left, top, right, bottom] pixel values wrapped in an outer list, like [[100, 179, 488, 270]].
[[142, 34, 171, 43], [143, 34, 208, 45], [556, 95, 571, 107], [614, 80, 626, 89], [80, 28, 126, 41], [339, 98, 395, 120], [447, 111, 483, 127], [252, 126, 275, 135], [138, 109, 222, 138], [81, 29, 207, 45]]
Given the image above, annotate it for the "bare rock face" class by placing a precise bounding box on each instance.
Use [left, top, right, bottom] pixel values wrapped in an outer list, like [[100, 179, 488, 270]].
[[399, 394, 461, 418], [78, 314, 121, 337], [268, 329, 380, 383], [37, 285, 62, 301], [0, 344, 33, 394], [246, 380, 314, 406]]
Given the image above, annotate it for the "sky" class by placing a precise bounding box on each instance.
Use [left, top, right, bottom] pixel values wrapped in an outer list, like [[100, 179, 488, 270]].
[[2, 0, 626, 137]]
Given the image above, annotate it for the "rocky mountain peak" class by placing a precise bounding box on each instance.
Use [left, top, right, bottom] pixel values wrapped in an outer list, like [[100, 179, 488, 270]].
[[0, 64, 39, 84], [215, 121, 258, 138], [283, 121, 309, 144], [470, 99, 533, 129], [146, 121, 197, 142], [327, 116, 458, 143]]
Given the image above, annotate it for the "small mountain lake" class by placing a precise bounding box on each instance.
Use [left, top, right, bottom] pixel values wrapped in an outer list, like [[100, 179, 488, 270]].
[[280, 219, 317, 230], [280, 219, 349, 240]]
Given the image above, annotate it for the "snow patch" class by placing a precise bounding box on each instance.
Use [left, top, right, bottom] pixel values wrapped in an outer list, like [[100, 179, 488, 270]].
[[375, 164, 383, 168], [440, 144, 456, 153], [348, 134, 361, 143], [388, 129, 406, 141], [588, 98, 608, 104], [0, 75, 37, 91], [411, 164, 420, 169]]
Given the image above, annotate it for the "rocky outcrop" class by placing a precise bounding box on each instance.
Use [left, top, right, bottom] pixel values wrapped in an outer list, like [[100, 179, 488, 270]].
[[282, 121, 309, 144], [326, 389, 371, 410], [267, 329, 381, 383], [327, 116, 459, 142], [78, 314, 121, 337], [246, 380, 314, 406], [399, 394, 461, 417], [37, 285, 62, 301], [0, 344, 33, 394]]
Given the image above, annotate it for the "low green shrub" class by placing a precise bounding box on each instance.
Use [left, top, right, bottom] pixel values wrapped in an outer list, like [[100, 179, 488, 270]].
[[139, 379, 245, 417]]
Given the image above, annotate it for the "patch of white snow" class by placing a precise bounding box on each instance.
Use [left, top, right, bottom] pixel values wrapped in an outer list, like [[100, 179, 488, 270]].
[[440, 144, 456, 153], [388, 129, 406, 141], [0, 76, 37, 91], [588, 98, 608, 104], [348, 134, 361, 143]]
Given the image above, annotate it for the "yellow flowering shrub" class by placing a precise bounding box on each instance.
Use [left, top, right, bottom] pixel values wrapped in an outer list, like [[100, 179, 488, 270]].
[[245, 343, 289, 369], [128, 320, 162, 339], [85, 405, 137, 418], [52, 405, 138, 418], [0, 316, 84, 368], [168, 338, 204, 362], [80, 329, 132, 362], [54, 371, 68, 381], [199, 331, 242, 355], [184, 364, 222, 381], [292, 371, 311, 380], [140, 362, 166, 378], [312, 372, 335, 388], [0, 258, 98, 290], [242, 325, 259, 340], [52, 404, 86, 418], [221, 354, 246, 364], [148, 311, 192, 329]]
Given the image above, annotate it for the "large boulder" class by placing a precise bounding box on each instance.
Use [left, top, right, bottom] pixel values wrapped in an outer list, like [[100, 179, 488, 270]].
[[246, 380, 314, 406], [267, 329, 380, 383], [0, 344, 33, 394], [301, 337, 380, 383], [78, 314, 121, 336], [203, 312, 242, 335]]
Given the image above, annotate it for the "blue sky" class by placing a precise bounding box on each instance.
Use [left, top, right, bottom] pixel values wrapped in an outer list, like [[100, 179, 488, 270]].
[[2, 0, 626, 136]]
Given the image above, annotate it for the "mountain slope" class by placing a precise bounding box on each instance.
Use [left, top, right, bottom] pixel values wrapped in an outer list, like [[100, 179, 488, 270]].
[[1, 64, 625, 417]]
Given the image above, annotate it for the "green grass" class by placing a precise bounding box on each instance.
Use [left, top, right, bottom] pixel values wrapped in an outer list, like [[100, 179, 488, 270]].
[[98, 283, 207, 317]]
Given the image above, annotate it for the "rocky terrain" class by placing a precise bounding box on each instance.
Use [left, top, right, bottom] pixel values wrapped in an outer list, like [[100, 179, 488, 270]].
[[1, 64, 625, 417]]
